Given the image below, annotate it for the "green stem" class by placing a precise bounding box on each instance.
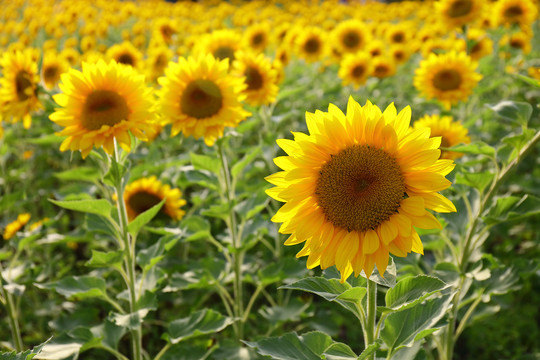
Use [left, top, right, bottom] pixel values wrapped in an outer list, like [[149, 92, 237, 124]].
[[112, 142, 142, 360], [243, 285, 264, 322], [454, 289, 484, 340], [366, 279, 377, 360], [217, 139, 244, 340], [0, 265, 23, 352], [154, 343, 172, 360]]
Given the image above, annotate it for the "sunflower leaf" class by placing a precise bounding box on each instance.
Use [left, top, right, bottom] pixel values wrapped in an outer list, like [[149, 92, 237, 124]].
[[36, 275, 107, 301], [86, 250, 123, 270], [127, 198, 166, 237], [49, 199, 114, 218], [449, 142, 495, 157], [190, 152, 221, 175], [487, 100, 533, 127], [163, 309, 233, 344], [231, 146, 262, 179], [385, 275, 449, 312]]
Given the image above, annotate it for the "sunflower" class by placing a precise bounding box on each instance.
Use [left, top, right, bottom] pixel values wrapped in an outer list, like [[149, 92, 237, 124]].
[[332, 19, 370, 55], [49, 60, 157, 159], [123, 176, 186, 221], [338, 52, 372, 89], [154, 18, 177, 45], [365, 39, 386, 59], [385, 23, 412, 46], [3, 213, 31, 240], [372, 55, 396, 79], [467, 28, 493, 60], [145, 45, 173, 82], [390, 44, 410, 65], [196, 29, 241, 63], [158, 54, 250, 146], [501, 31, 532, 54], [106, 41, 143, 69], [266, 97, 455, 282], [233, 51, 279, 107], [414, 51, 482, 109], [0, 49, 42, 129], [244, 23, 271, 53], [60, 47, 80, 67], [413, 114, 471, 159], [437, 0, 485, 28], [41, 52, 69, 90], [295, 27, 327, 63], [493, 0, 538, 27]]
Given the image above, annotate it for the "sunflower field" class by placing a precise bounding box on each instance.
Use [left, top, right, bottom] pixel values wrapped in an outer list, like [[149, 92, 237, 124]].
[[1, 0, 540, 359]]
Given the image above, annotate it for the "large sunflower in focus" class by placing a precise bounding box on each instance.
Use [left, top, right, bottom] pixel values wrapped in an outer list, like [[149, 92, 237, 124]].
[[123, 176, 186, 221], [414, 51, 481, 109], [413, 114, 470, 159], [266, 97, 456, 282], [49, 60, 157, 158], [0, 49, 42, 129], [437, 0, 484, 28], [158, 54, 250, 146], [233, 51, 279, 107]]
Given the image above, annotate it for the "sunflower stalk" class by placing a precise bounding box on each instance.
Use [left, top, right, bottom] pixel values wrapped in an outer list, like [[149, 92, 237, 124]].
[[365, 278, 377, 359], [0, 263, 24, 352], [112, 142, 143, 360]]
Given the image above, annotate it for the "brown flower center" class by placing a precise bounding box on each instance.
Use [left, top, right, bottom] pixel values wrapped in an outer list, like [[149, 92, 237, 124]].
[[251, 32, 264, 46], [433, 69, 462, 91], [315, 145, 405, 232], [181, 79, 223, 119], [391, 32, 405, 43], [43, 65, 59, 82], [447, 0, 473, 17], [352, 64, 365, 78], [374, 64, 389, 78], [117, 53, 135, 66], [81, 90, 129, 130], [127, 191, 162, 216], [510, 39, 523, 49], [503, 5, 523, 19], [304, 38, 321, 54], [213, 46, 235, 61], [244, 66, 264, 91], [15, 71, 33, 101], [342, 30, 361, 49]]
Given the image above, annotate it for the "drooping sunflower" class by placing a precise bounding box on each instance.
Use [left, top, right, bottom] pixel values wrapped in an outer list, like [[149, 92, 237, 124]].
[[123, 176, 186, 221], [338, 52, 372, 89], [0, 49, 42, 129], [49, 60, 157, 159], [41, 51, 69, 90], [437, 0, 485, 28], [232, 51, 279, 107], [196, 29, 242, 63], [266, 97, 456, 282], [3, 213, 31, 240], [413, 114, 471, 159], [158, 54, 250, 146], [414, 51, 482, 109], [493, 0, 538, 27], [295, 27, 327, 63], [106, 41, 143, 69], [332, 19, 370, 55]]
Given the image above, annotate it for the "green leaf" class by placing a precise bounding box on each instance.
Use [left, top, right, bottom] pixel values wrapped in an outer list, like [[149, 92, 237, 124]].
[[27, 134, 63, 145], [137, 234, 180, 272], [515, 73, 540, 88], [32, 343, 82, 359], [190, 152, 221, 175], [484, 194, 540, 224], [257, 257, 308, 286], [259, 299, 311, 325], [234, 189, 269, 220], [385, 275, 448, 312], [381, 294, 453, 353], [0, 338, 50, 360], [157, 343, 211, 360], [180, 216, 212, 242], [231, 146, 262, 178], [280, 277, 362, 318], [85, 250, 123, 269], [37, 275, 107, 300], [323, 342, 359, 360], [449, 142, 496, 157], [244, 331, 327, 360], [455, 171, 494, 194], [54, 167, 101, 183], [357, 340, 382, 360], [164, 309, 233, 344], [487, 100, 533, 126], [111, 309, 150, 330], [127, 198, 165, 237], [49, 199, 113, 218]]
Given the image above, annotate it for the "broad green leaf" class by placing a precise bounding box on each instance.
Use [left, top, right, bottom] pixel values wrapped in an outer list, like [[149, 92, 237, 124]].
[[111, 309, 150, 330], [86, 250, 123, 269], [201, 202, 230, 221], [190, 152, 221, 175], [385, 275, 448, 312], [259, 299, 311, 324], [502, 128, 536, 152], [357, 340, 382, 360], [49, 199, 113, 218], [280, 277, 362, 318], [54, 167, 100, 183], [33, 343, 81, 360], [515, 73, 540, 88], [0, 338, 50, 360], [165, 309, 233, 344], [244, 331, 327, 360], [137, 234, 180, 271], [37, 275, 107, 300], [484, 194, 540, 224], [487, 100, 533, 126], [26, 134, 62, 145], [257, 257, 308, 286], [483, 268, 519, 298], [85, 213, 119, 237], [231, 146, 262, 178], [158, 343, 211, 360], [164, 258, 226, 292], [323, 342, 358, 360], [381, 294, 453, 353], [127, 198, 165, 237], [337, 287, 367, 303], [449, 142, 496, 157], [455, 171, 494, 194], [184, 170, 218, 191], [91, 318, 126, 351], [180, 216, 212, 242], [433, 262, 460, 286], [234, 189, 269, 220]]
